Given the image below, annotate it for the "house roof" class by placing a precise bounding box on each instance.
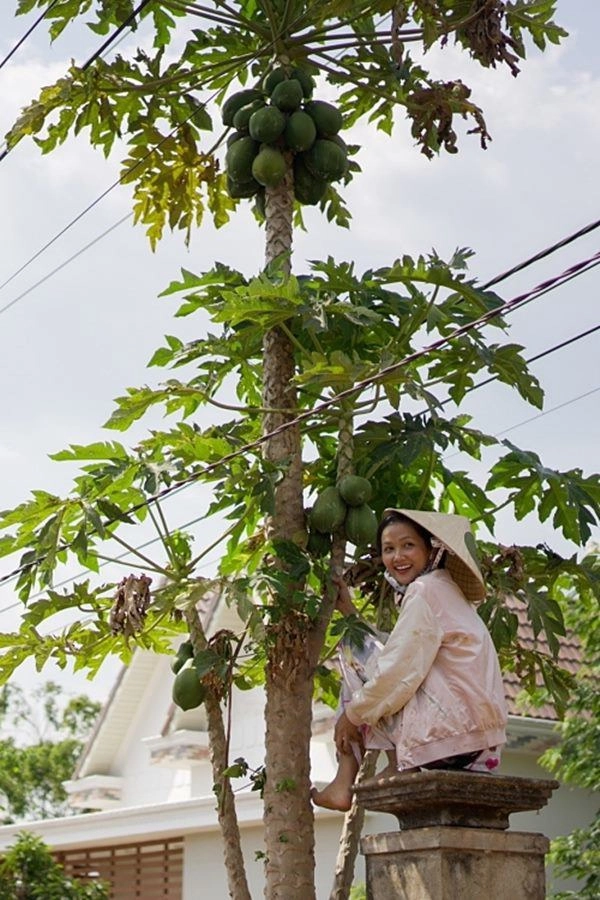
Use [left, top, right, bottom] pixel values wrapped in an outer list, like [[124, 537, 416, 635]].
[[501, 594, 581, 721]]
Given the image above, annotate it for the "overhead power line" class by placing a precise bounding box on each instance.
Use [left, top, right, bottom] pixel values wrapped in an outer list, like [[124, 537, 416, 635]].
[[0, 0, 61, 74], [0, 252, 598, 591], [0, 18, 298, 295], [482, 217, 600, 290], [0, 0, 154, 164], [0, 213, 132, 317], [0, 370, 597, 609], [81, 0, 154, 72], [0, 4, 599, 307]]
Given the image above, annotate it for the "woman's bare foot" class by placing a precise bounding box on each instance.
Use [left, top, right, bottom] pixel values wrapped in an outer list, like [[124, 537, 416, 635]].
[[311, 782, 353, 812], [311, 750, 359, 811]]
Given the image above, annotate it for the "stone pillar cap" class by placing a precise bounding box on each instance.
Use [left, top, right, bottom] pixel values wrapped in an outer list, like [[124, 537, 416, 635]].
[[354, 770, 558, 830]]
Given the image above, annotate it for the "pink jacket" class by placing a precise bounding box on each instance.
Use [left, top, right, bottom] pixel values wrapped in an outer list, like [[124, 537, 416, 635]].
[[345, 570, 507, 770]]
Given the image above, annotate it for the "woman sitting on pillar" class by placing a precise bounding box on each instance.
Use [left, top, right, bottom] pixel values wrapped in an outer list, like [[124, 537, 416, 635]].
[[312, 508, 508, 812]]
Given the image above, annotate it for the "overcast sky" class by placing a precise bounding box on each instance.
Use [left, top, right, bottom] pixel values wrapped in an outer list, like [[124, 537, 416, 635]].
[[0, 2, 598, 701]]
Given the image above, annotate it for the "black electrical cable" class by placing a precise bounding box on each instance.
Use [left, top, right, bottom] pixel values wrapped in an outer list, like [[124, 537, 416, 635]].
[[81, 0, 154, 72], [0, 213, 132, 317], [0, 0, 154, 164], [482, 218, 600, 290], [1, 254, 598, 591], [0, 0, 61, 74]]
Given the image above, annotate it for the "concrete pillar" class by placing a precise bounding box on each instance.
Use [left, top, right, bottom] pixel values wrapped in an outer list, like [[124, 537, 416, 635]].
[[355, 770, 558, 900]]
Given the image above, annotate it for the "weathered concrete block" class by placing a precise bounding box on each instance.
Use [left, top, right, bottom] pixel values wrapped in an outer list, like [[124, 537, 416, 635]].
[[354, 770, 558, 830], [356, 771, 557, 899], [362, 827, 549, 900]]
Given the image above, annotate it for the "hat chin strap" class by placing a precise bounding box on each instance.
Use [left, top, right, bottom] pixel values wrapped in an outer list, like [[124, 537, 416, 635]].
[[427, 539, 448, 572]]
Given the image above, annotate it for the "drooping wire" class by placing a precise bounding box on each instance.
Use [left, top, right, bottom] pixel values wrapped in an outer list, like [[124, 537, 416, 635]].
[[482, 217, 600, 290], [0, 0, 61, 74], [0, 213, 132, 317], [81, 0, 154, 72], [0, 0, 155, 164], [0, 13, 298, 294], [0, 366, 597, 607], [1, 251, 599, 590]]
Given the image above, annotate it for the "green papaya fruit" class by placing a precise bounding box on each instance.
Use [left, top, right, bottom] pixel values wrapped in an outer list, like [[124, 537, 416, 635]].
[[263, 66, 288, 95], [227, 175, 261, 199], [226, 130, 246, 148], [249, 106, 286, 143], [284, 110, 317, 152], [293, 156, 327, 205], [222, 89, 264, 126], [304, 100, 343, 137], [232, 99, 266, 133], [338, 475, 373, 507], [252, 146, 287, 188], [171, 639, 194, 673], [307, 529, 332, 558], [172, 667, 206, 711], [310, 486, 347, 534], [344, 504, 378, 548], [271, 78, 304, 112], [226, 135, 259, 182], [304, 139, 347, 183], [290, 67, 315, 98]]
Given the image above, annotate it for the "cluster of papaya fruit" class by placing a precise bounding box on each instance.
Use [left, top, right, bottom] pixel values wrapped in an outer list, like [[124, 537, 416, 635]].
[[171, 639, 206, 711], [308, 475, 377, 555], [222, 65, 348, 207]]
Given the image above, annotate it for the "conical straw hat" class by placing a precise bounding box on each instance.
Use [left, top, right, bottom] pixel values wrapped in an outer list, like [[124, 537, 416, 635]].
[[382, 508, 486, 603]]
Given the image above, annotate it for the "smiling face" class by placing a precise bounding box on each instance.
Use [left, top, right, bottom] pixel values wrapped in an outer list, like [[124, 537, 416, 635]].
[[380, 520, 431, 586]]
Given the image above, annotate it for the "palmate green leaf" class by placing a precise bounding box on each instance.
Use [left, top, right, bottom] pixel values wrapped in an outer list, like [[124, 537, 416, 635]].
[[209, 273, 304, 328], [506, 0, 568, 53], [488, 442, 600, 543], [437, 414, 497, 459], [6, 607, 179, 685], [525, 590, 565, 658], [426, 337, 482, 404], [50, 441, 130, 462], [0, 490, 63, 534], [480, 342, 544, 409], [438, 468, 496, 530], [159, 262, 247, 309], [477, 596, 519, 652], [294, 349, 374, 391], [427, 339, 543, 408], [103, 386, 176, 431]]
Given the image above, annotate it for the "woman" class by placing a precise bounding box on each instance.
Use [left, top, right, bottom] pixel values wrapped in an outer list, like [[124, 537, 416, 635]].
[[312, 508, 508, 812]]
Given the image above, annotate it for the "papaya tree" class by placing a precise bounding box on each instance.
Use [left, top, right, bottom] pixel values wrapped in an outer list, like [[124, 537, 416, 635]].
[[2, 2, 599, 899]]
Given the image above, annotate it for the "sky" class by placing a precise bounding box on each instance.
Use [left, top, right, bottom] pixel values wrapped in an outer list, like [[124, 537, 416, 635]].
[[0, 1, 598, 703]]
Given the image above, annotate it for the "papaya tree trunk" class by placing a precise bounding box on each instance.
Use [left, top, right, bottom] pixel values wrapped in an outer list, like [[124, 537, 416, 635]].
[[262, 162, 317, 898], [186, 608, 251, 900]]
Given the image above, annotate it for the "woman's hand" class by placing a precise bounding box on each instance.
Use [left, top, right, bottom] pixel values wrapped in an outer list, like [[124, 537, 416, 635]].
[[332, 574, 359, 617], [334, 711, 363, 756]]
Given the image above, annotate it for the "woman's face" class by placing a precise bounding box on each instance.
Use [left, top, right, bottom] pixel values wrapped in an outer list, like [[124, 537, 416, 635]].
[[380, 520, 431, 586]]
